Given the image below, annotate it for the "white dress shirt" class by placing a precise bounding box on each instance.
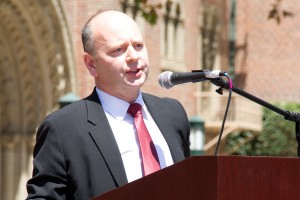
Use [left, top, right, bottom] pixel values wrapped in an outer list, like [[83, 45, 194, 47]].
[[96, 88, 174, 182]]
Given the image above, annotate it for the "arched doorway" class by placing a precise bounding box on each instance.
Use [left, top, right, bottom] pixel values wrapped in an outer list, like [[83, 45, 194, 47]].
[[0, 0, 76, 199]]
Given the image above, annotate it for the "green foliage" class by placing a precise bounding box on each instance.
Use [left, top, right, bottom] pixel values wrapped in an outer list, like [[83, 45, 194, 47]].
[[121, 0, 162, 25], [141, 8, 159, 25], [268, 0, 294, 24], [225, 102, 300, 157]]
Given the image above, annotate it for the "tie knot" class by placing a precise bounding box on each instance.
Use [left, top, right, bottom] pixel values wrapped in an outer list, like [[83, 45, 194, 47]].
[[127, 103, 142, 117]]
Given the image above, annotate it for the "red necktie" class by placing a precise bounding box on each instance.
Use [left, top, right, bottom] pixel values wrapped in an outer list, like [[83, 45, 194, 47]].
[[127, 103, 160, 176]]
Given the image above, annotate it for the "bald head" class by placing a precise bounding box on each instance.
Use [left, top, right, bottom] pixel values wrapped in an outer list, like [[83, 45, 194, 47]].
[[81, 10, 141, 56], [81, 10, 149, 102]]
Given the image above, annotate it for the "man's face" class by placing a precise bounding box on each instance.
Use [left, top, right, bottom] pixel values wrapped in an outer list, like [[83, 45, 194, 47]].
[[86, 14, 149, 101]]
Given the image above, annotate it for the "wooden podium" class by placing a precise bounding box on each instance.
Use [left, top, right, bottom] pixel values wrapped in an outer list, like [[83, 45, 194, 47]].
[[92, 156, 300, 200]]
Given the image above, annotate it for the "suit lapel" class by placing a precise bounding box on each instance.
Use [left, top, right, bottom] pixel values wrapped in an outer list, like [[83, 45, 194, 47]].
[[83, 90, 184, 186], [142, 94, 185, 163], [85, 89, 128, 186]]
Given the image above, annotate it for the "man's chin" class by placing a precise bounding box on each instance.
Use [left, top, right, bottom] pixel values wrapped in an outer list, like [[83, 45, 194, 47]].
[[126, 78, 146, 87]]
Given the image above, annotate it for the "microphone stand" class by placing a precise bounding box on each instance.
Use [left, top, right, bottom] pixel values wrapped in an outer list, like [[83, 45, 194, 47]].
[[210, 78, 300, 157]]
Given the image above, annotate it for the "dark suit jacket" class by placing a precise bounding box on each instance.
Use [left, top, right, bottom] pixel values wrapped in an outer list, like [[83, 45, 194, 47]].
[[26, 89, 190, 200]]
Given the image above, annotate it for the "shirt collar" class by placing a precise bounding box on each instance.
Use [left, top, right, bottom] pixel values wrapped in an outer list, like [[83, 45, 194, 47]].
[[96, 88, 145, 121]]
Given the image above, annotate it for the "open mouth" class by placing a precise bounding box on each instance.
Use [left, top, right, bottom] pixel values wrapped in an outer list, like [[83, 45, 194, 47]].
[[127, 69, 141, 74]]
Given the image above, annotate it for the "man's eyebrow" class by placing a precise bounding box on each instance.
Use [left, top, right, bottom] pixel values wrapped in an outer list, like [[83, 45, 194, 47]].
[[109, 40, 128, 48], [131, 37, 144, 42]]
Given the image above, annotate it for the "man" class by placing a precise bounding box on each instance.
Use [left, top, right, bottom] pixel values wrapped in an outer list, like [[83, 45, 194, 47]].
[[27, 10, 190, 200]]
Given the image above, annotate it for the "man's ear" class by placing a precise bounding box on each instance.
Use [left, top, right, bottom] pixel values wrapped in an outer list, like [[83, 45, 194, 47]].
[[83, 53, 98, 78]]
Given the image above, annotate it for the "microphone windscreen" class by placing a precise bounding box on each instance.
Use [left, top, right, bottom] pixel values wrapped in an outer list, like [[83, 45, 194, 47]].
[[158, 71, 173, 89]]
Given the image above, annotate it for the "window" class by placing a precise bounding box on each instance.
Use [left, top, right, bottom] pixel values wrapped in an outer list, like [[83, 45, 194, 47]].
[[160, 0, 185, 72]]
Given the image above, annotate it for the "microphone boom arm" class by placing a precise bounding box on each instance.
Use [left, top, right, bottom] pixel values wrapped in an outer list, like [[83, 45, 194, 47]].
[[210, 78, 300, 157]]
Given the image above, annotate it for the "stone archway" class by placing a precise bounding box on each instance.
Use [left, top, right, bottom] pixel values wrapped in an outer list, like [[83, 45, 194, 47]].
[[0, 0, 76, 199]]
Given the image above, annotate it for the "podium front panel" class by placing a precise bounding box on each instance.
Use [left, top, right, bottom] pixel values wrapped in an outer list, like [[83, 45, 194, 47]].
[[92, 156, 300, 200]]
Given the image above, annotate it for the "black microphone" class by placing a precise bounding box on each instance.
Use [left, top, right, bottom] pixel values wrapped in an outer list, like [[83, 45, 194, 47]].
[[158, 70, 225, 89]]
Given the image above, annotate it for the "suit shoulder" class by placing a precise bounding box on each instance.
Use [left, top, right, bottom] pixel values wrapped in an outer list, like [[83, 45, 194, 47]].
[[45, 99, 87, 121], [142, 93, 180, 104], [142, 93, 186, 114]]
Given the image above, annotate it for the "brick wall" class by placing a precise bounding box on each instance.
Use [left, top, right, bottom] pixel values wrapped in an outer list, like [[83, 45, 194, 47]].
[[235, 0, 300, 102]]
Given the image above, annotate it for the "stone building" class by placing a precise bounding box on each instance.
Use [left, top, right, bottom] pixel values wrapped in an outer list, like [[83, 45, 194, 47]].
[[0, 0, 299, 199]]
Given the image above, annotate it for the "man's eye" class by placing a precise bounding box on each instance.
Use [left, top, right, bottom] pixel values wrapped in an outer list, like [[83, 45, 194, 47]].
[[134, 43, 143, 49], [113, 48, 123, 53]]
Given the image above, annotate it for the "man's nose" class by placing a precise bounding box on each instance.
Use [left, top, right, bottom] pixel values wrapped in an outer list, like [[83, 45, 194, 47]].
[[126, 46, 139, 62]]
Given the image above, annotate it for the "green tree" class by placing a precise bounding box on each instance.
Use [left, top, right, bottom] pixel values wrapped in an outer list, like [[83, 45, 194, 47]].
[[121, 0, 162, 25], [225, 103, 300, 157]]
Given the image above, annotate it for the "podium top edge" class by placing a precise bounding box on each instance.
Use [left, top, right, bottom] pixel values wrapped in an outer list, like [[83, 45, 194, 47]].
[[189, 155, 299, 160]]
